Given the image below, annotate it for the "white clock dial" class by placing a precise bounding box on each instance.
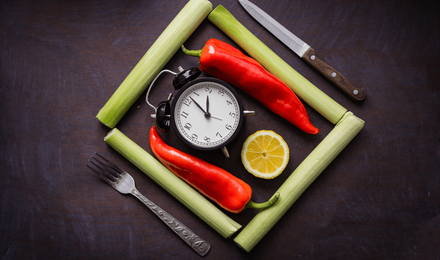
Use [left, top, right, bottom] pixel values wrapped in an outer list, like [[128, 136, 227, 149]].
[[173, 81, 242, 149]]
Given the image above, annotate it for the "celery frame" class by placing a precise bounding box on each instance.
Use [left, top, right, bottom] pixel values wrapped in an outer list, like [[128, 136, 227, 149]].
[[96, 2, 366, 250]]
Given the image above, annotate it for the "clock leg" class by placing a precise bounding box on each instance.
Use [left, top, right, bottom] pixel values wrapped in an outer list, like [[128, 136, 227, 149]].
[[221, 146, 230, 158]]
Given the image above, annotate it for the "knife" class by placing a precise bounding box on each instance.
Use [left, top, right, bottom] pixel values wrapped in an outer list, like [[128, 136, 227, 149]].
[[238, 0, 366, 101]]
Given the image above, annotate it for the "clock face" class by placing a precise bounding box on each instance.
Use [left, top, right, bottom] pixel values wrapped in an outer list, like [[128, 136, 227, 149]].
[[171, 78, 243, 150]]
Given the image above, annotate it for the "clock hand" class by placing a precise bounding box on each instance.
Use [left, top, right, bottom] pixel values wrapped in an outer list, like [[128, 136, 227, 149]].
[[189, 96, 222, 120], [204, 96, 223, 120], [210, 115, 222, 121], [190, 96, 211, 118], [204, 95, 222, 120], [206, 96, 209, 114], [190, 96, 208, 115]]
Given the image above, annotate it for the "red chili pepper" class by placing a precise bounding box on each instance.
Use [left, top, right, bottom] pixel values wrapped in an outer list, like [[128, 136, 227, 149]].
[[149, 126, 279, 213], [182, 39, 319, 134]]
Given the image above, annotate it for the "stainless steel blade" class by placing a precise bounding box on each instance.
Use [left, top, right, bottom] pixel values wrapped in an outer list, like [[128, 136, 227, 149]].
[[238, 0, 310, 57]]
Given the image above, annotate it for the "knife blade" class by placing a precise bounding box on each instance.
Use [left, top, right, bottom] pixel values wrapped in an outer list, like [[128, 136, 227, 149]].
[[238, 0, 366, 101]]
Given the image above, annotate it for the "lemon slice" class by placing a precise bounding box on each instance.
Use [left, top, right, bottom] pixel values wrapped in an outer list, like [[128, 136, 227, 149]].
[[241, 130, 289, 179]]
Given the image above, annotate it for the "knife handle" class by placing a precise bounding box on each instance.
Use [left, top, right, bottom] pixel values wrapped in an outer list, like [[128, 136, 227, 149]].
[[303, 48, 366, 101]]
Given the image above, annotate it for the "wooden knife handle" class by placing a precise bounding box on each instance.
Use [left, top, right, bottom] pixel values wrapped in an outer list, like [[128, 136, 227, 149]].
[[303, 48, 366, 101]]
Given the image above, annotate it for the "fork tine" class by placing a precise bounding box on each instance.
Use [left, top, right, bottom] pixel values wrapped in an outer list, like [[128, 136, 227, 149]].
[[85, 162, 100, 175], [87, 159, 118, 182], [89, 153, 122, 179], [96, 172, 116, 186], [89, 157, 116, 177], [94, 152, 124, 175], [86, 162, 114, 185]]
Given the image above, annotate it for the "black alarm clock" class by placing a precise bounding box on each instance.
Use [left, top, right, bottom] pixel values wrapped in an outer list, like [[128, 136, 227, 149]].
[[146, 67, 254, 158]]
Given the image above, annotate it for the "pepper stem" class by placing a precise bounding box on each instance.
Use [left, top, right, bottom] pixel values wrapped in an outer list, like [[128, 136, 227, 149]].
[[246, 192, 280, 210], [181, 45, 202, 57]]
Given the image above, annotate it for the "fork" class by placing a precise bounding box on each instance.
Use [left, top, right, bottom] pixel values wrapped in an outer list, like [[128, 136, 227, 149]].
[[86, 153, 211, 257]]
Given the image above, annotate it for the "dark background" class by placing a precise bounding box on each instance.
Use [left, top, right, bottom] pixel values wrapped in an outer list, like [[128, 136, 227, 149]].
[[1, 0, 439, 259]]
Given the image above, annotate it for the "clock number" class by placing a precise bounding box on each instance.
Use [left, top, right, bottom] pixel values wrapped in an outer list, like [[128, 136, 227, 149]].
[[218, 89, 225, 96], [205, 88, 212, 94], [225, 124, 232, 130], [226, 100, 232, 106], [184, 98, 192, 107], [184, 123, 192, 130], [216, 132, 222, 138], [204, 136, 211, 142], [229, 112, 236, 118], [191, 134, 198, 140], [181, 111, 189, 118]]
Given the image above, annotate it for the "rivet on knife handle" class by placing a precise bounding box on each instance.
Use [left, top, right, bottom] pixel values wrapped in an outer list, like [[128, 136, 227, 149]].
[[302, 48, 366, 101]]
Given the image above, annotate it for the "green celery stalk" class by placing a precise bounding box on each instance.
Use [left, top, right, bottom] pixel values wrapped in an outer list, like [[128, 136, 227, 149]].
[[104, 128, 241, 238], [234, 112, 365, 252], [208, 5, 346, 125], [97, 0, 212, 128]]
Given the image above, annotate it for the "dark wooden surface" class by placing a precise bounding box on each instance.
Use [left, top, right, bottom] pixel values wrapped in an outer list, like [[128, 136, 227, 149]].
[[1, 0, 439, 259]]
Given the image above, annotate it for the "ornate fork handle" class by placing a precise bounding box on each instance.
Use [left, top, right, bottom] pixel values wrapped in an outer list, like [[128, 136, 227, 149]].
[[131, 188, 211, 256]]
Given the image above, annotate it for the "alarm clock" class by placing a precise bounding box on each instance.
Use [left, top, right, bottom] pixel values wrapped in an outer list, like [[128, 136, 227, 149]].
[[146, 66, 254, 158]]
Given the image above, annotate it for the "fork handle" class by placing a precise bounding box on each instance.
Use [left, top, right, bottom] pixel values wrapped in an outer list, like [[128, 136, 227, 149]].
[[131, 188, 211, 256]]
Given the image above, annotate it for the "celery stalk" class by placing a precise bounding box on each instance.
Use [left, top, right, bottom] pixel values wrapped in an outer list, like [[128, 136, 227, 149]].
[[208, 6, 346, 124], [104, 128, 241, 238], [97, 0, 212, 128], [234, 112, 364, 252]]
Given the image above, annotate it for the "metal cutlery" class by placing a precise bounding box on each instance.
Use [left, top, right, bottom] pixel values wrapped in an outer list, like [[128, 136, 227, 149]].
[[86, 153, 211, 256]]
